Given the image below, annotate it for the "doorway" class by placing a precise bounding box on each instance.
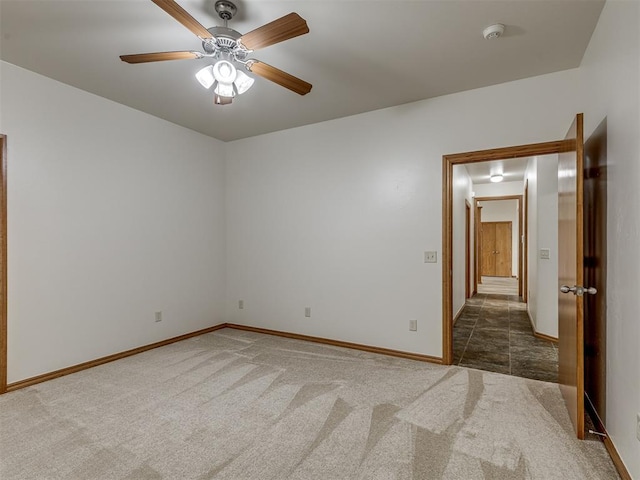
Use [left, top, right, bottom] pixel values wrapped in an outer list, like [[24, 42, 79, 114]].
[[444, 114, 604, 441], [443, 141, 566, 365], [474, 195, 523, 296], [454, 181, 554, 382]]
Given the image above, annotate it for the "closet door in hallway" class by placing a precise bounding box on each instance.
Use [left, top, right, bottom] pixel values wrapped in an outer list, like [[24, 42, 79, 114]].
[[480, 221, 512, 277]]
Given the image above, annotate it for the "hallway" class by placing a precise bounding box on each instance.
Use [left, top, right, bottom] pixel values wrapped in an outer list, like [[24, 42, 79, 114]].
[[453, 294, 558, 383]]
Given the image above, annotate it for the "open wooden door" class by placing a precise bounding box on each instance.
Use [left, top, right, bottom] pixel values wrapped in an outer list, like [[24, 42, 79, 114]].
[[583, 118, 607, 426], [558, 113, 587, 439]]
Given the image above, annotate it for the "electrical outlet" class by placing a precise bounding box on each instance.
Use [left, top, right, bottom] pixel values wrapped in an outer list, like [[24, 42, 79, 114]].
[[239, 300, 244, 310], [409, 319, 417, 331], [154, 311, 162, 323], [424, 251, 437, 263], [305, 307, 311, 318], [636, 413, 640, 442]]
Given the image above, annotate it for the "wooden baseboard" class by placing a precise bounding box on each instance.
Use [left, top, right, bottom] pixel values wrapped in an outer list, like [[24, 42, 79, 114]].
[[585, 393, 632, 480], [3, 321, 631, 477], [4, 322, 442, 394], [225, 324, 443, 365], [5, 323, 228, 393], [453, 305, 465, 326], [526, 310, 559, 343], [533, 331, 559, 343]]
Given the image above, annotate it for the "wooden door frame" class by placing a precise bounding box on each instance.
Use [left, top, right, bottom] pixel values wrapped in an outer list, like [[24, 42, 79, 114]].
[[523, 180, 529, 303], [474, 204, 482, 292], [475, 196, 522, 288], [465, 200, 471, 298], [0, 135, 7, 394], [442, 139, 575, 365]]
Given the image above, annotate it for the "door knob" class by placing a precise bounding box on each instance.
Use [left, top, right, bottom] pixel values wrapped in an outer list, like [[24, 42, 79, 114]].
[[560, 285, 597, 296]]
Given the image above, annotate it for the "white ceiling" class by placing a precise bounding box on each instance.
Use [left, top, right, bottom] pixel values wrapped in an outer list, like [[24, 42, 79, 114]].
[[464, 157, 530, 185], [0, 0, 605, 142]]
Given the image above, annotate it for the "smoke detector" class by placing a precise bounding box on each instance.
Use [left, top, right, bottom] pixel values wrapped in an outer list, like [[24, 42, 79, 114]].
[[483, 24, 505, 40]]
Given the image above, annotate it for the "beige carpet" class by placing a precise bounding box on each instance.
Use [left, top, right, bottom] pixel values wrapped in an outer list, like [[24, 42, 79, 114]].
[[478, 276, 519, 296], [0, 328, 619, 479]]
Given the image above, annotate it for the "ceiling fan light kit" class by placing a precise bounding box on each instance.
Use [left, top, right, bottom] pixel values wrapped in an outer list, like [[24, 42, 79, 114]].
[[232, 70, 254, 94], [120, 0, 312, 105], [214, 94, 232, 105]]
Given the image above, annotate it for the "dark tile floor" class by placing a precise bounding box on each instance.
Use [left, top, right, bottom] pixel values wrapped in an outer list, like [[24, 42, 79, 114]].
[[453, 293, 559, 383]]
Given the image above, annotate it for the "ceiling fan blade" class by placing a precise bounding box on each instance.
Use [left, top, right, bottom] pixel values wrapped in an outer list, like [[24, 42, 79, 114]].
[[151, 0, 212, 39], [240, 13, 309, 51], [120, 51, 200, 64], [248, 61, 312, 95]]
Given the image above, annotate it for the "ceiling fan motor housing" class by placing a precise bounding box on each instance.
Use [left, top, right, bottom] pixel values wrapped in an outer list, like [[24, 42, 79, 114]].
[[215, 0, 238, 21], [203, 26, 249, 61]]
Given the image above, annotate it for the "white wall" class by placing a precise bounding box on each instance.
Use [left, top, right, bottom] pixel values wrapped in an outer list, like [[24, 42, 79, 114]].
[[525, 158, 539, 327], [3, 3, 637, 474], [452, 165, 473, 318], [579, 1, 640, 476], [535, 155, 559, 338], [525, 155, 559, 338], [1, 62, 227, 383], [474, 180, 523, 197], [1, 3, 637, 473], [479, 199, 519, 277], [225, 68, 580, 357]]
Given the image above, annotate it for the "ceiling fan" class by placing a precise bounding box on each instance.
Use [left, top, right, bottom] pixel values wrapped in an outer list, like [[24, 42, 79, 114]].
[[120, 0, 312, 105]]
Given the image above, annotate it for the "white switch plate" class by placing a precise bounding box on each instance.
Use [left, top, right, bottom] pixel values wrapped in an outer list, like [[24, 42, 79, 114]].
[[636, 413, 640, 441], [409, 319, 417, 331], [154, 311, 162, 323], [424, 251, 437, 263], [238, 300, 244, 310], [305, 307, 311, 318], [540, 248, 550, 260]]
